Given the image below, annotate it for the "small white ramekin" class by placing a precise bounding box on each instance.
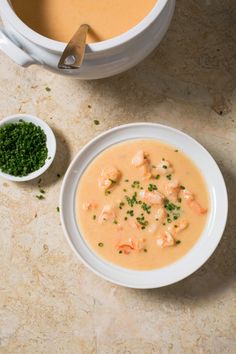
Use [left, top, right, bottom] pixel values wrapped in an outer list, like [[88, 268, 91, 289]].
[[0, 114, 56, 182]]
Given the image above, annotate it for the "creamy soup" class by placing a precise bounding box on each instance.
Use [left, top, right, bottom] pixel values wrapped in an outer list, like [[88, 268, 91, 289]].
[[11, 0, 157, 43], [76, 140, 209, 271]]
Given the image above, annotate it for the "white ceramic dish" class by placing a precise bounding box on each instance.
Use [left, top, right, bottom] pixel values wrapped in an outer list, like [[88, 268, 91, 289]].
[[0, 114, 56, 182], [60, 123, 228, 288], [0, 0, 175, 79]]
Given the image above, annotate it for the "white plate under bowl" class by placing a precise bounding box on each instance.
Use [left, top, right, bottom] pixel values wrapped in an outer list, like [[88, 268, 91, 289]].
[[60, 123, 228, 289], [0, 114, 56, 182]]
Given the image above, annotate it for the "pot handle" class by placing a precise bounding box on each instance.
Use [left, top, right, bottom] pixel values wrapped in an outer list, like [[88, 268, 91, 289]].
[[0, 28, 35, 67]]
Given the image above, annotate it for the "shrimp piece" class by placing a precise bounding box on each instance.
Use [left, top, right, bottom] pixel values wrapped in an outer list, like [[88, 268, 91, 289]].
[[188, 200, 207, 215], [148, 223, 158, 234], [129, 220, 142, 231], [164, 179, 180, 202], [139, 160, 152, 180], [137, 237, 147, 251], [150, 207, 167, 232], [168, 219, 188, 236], [182, 189, 207, 215], [98, 167, 121, 190], [98, 205, 116, 224], [155, 207, 167, 222], [182, 189, 194, 201], [117, 237, 137, 254], [139, 190, 165, 205], [131, 150, 145, 167], [156, 160, 173, 175], [82, 202, 98, 211], [131, 150, 152, 179], [116, 224, 124, 231], [156, 231, 175, 248]]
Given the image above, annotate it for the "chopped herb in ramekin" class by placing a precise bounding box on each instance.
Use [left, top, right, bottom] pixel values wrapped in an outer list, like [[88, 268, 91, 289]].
[[0, 120, 48, 177]]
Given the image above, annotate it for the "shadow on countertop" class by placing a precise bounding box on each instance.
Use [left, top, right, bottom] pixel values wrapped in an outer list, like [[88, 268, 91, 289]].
[[77, 0, 236, 300], [76, 0, 236, 117]]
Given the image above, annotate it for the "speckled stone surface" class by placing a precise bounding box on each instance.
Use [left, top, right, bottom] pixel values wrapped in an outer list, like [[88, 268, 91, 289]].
[[0, 1, 236, 353]]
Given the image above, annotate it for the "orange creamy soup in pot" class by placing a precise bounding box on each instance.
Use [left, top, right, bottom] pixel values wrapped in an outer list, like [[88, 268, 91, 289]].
[[11, 0, 157, 43], [76, 140, 209, 270]]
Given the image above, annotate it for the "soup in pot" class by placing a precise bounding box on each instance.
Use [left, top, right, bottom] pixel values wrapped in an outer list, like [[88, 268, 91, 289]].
[[76, 140, 209, 271], [11, 0, 157, 43]]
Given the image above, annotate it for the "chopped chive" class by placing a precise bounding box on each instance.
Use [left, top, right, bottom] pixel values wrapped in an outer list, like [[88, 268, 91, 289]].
[[109, 178, 116, 184], [93, 215, 96, 220], [141, 202, 151, 214], [124, 217, 128, 221], [0, 120, 48, 177], [119, 250, 123, 254], [180, 185, 185, 190], [113, 220, 118, 224], [163, 165, 167, 169], [125, 192, 138, 207], [136, 215, 149, 228], [175, 149, 179, 152], [36, 195, 44, 200], [98, 242, 104, 247], [148, 184, 158, 192], [39, 188, 45, 194], [125, 179, 129, 182], [165, 201, 179, 211], [123, 189, 127, 192], [119, 201, 125, 209], [56, 206, 60, 212], [176, 240, 181, 245], [166, 174, 172, 180], [93, 119, 100, 125], [127, 210, 134, 216], [45, 86, 51, 92], [105, 190, 111, 195], [155, 174, 160, 180]]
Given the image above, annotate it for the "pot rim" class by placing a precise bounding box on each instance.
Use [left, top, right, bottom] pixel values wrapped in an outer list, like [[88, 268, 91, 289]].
[[0, 0, 169, 52]]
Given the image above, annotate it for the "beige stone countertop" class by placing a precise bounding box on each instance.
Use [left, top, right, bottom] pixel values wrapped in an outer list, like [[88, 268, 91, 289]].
[[0, 1, 235, 353]]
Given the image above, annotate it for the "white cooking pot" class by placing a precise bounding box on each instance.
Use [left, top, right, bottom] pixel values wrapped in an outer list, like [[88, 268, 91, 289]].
[[0, 0, 175, 79]]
